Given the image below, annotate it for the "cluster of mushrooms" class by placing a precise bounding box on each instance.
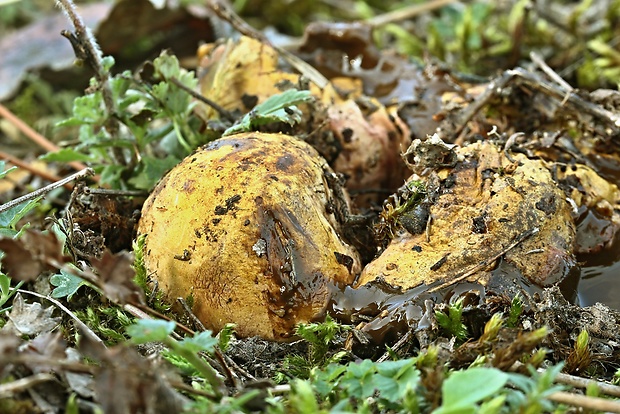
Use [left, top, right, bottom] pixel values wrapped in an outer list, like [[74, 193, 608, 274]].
[[138, 37, 620, 341]]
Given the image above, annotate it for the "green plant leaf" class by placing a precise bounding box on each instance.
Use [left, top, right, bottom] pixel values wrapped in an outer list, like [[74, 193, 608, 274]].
[[40, 148, 96, 163], [50, 265, 90, 300], [0, 161, 17, 179], [178, 330, 218, 354], [289, 379, 320, 414], [223, 89, 313, 136], [127, 319, 176, 343], [0, 272, 20, 308], [127, 155, 179, 190], [217, 324, 235, 352], [436, 367, 508, 413], [0, 197, 42, 230], [371, 359, 420, 404]]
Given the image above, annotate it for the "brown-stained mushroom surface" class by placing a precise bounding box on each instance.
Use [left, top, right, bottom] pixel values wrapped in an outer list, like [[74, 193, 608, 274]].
[[138, 132, 361, 340], [357, 139, 577, 291]]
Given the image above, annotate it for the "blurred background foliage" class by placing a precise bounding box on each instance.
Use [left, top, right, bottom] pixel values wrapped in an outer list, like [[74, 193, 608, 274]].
[[1, 0, 619, 149]]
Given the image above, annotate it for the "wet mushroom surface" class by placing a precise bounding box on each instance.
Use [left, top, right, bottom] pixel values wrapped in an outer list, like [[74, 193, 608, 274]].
[[357, 138, 577, 291], [138, 132, 361, 341]]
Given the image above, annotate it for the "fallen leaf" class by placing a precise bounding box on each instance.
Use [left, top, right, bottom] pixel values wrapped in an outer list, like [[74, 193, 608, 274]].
[[0, 230, 71, 282], [2, 294, 61, 336], [90, 250, 145, 305], [0, 3, 112, 100], [0, 0, 216, 100], [79, 334, 188, 414]]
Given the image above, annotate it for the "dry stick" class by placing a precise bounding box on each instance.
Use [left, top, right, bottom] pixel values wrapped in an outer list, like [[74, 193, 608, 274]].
[[366, 0, 462, 27], [176, 297, 239, 387], [0, 168, 94, 214], [178, 297, 207, 331], [377, 328, 415, 363], [548, 391, 620, 413], [2, 355, 97, 375], [206, 0, 329, 89], [131, 302, 196, 336], [16, 288, 104, 347], [529, 51, 573, 93], [429, 227, 539, 292], [0, 103, 87, 172], [169, 77, 235, 123], [441, 68, 620, 141], [0, 373, 57, 398], [84, 187, 148, 197], [511, 361, 620, 397], [0, 150, 64, 183], [513, 360, 620, 399], [554, 371, 620, 398]]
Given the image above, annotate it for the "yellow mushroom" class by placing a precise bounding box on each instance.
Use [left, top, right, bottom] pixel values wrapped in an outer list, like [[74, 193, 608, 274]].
[[138, 132, 361, 340]]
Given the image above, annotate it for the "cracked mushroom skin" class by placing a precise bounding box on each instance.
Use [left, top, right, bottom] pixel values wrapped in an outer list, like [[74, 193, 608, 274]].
[[358, 141, 577, 291], [138, 133, 361, 341]]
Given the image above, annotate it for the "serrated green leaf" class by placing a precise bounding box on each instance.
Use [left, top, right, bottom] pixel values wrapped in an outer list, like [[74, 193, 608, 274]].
[[179, 330, 218, 354], [50, 265, 89, 300], [223, 89, 313, 136], [153, 53, 182, 80], [62, 93, 105, 125], [127, 319, 176, 343]]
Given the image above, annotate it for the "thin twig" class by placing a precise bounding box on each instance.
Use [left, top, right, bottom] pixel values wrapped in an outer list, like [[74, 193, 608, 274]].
[[529, 52, 573, 93], [513, 360, 620, 399], [84, 187, 148, 197], [366, 0, 462, 27], [131, 303, 196, 336], [548, 391, 620, 413], [0, 168, 94, 214], [169, 77, 235, 122], [16, 288, 104, 347], [177, 297, 207, 331], [0, 103, 87, 172], [122, 303, 153, 320], [169, 380, 218, 399], [2, 355, 98, 375], [0, 150, 65, 184], [553, 371, 620, 398], [445, 68, 620, 141], [0, 373, 57, 398], [377, 328, 415, 363], [206, 0, 329, 89], [429, 228, 539, 292]]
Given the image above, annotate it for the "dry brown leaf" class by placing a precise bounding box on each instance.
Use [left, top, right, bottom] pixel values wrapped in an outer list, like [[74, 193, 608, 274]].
[[0, 230, 71, 281], [79, 335, 188, 414], [89, 250, 145, 306], [2, 294, 61, 336]]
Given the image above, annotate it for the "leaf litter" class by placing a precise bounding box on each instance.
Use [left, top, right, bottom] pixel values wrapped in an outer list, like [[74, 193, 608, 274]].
[[2, 0, 620, 412]]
